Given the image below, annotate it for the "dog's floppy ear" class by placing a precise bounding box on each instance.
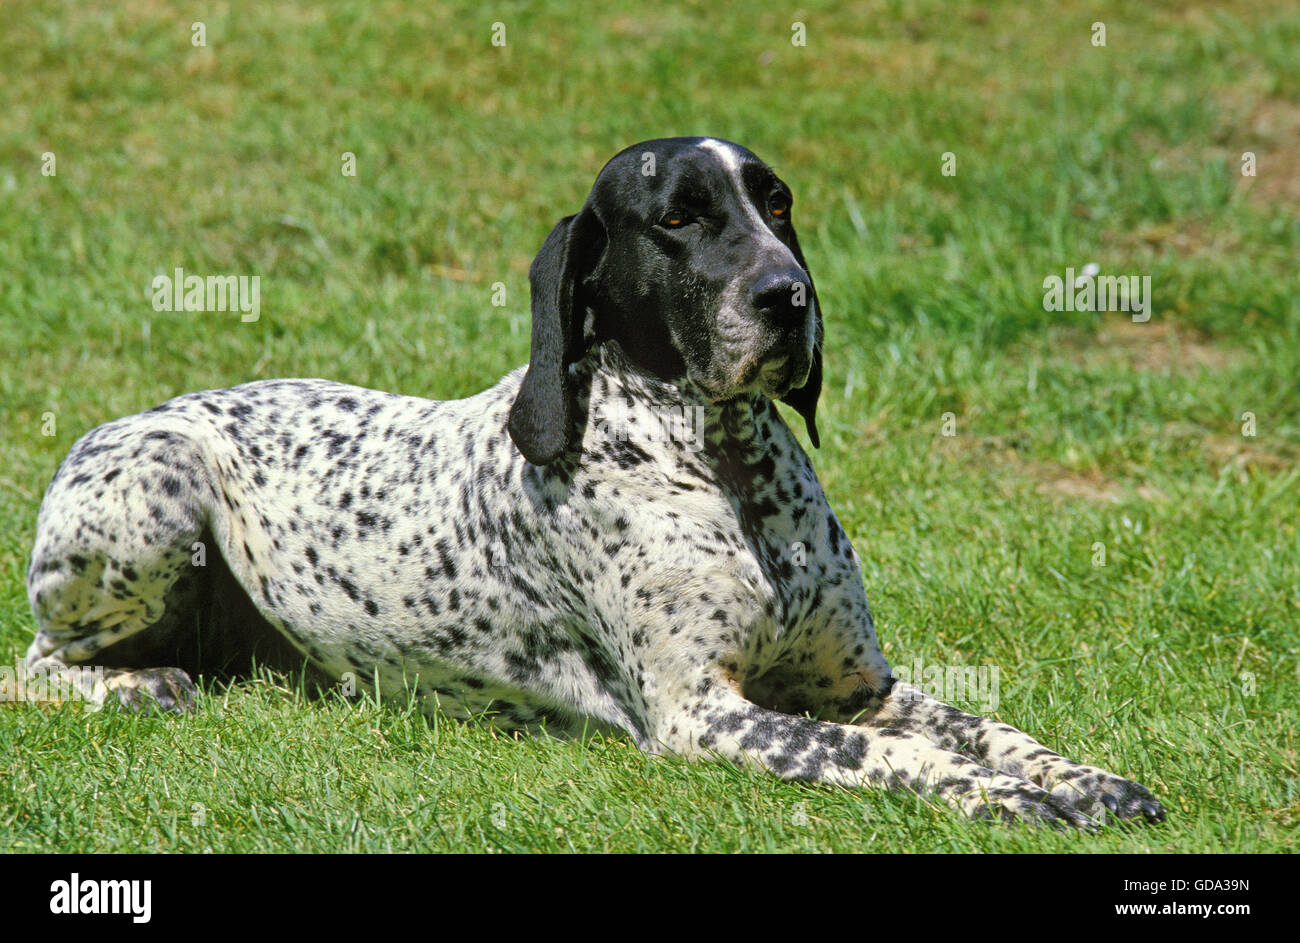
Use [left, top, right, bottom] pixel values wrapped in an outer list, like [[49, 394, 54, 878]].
[[782, 226, 823, 448], [508, 206, 602, 465]]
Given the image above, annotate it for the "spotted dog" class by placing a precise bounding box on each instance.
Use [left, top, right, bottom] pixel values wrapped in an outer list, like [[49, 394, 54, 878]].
[[26, 137, 1164, 826]]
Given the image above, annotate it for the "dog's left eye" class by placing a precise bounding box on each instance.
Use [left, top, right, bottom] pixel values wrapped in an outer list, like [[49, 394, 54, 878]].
[[768, 194, 791, 219], [658, 213, 693, 229]]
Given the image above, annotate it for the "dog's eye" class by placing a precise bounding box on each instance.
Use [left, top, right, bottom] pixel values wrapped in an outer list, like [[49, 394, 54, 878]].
[[768, 194, 791, 219], [658, 213, 692, 229]]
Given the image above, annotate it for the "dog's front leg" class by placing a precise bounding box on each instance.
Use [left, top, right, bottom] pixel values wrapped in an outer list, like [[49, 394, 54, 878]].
[[650, 674, 1094, 826], [862, 682, 1165, 822]]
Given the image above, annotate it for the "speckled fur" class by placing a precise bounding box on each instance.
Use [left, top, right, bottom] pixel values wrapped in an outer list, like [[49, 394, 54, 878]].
[[25, 138, 1164, 826]]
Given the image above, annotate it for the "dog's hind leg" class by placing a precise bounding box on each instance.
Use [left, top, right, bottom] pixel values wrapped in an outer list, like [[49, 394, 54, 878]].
[[24, 419, 217, 713]]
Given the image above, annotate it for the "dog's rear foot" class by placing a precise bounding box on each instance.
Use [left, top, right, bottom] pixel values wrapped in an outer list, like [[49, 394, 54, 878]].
[[103, 667, 198, 714]]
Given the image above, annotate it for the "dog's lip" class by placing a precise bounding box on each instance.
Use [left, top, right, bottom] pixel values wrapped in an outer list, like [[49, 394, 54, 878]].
[[758, 352, 812, 397]]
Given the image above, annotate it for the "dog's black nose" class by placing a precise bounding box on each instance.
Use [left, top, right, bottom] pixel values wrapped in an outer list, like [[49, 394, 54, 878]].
[[751, 271, 812, 318]]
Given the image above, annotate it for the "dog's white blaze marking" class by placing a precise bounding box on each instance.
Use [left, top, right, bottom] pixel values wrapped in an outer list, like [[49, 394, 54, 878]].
[[698, 139, 778, 237], [698, 137, 743, 174]]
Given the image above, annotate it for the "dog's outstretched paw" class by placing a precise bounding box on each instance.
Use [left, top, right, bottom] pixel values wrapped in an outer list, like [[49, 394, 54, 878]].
[[1050, 770, 1165, 824]]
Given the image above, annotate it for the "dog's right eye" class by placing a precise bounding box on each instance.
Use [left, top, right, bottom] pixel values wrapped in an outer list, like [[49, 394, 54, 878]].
[[658, 213, 693, 229]]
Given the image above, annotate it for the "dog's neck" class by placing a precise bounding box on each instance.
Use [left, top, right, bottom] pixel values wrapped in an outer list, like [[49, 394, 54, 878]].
[[570, 340, 774, 460]]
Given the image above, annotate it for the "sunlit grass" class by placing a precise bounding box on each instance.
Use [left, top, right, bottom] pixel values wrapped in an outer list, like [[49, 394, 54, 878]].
[[1, 0, 1296, 852]]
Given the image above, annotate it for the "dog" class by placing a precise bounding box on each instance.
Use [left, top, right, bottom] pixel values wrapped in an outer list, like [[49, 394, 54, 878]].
[[25, 137, 1164, 826]]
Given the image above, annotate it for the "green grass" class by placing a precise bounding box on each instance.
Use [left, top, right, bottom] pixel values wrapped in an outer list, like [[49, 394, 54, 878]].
[[2, 0, 1298, 852]]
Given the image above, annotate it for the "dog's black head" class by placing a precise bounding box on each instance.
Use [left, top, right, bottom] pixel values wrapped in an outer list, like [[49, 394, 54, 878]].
[[508, 136, 823, 465]]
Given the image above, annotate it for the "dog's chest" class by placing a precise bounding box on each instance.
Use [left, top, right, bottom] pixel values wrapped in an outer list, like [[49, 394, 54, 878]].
[[561, 385, 853, 644]]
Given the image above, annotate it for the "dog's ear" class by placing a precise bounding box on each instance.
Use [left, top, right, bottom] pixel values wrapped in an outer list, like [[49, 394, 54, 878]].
[[782, 226, 823, 449], [508, 206, 603, 465]]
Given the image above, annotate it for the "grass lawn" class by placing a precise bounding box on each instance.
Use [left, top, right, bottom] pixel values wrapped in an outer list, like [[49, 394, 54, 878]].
[[1, 0, 1297, 853]]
